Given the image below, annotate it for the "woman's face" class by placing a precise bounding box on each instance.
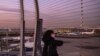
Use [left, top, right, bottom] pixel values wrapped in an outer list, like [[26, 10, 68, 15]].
[[51, 33, 55, 38]]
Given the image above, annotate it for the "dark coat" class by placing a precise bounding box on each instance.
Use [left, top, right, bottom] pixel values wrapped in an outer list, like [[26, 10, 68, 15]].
[[42, 36, 63, 56]]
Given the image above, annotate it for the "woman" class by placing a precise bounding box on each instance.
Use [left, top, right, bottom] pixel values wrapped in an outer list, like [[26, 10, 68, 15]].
[[42, 30, 63, 56]]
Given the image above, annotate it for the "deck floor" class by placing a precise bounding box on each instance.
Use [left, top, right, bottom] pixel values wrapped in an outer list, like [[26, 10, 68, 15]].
[[57, 37, 100, 56]]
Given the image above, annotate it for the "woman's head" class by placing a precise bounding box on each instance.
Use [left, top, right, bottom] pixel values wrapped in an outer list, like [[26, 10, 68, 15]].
[[43, 30, 55, 38]]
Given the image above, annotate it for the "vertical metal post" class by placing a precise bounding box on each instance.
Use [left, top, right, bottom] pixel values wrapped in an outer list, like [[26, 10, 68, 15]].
[[33, 0, 43, 56], [6, 29, 9, 52], [37, 19, 43, 56], [19, 0, 25, 56], [33, 19, 43, 56]]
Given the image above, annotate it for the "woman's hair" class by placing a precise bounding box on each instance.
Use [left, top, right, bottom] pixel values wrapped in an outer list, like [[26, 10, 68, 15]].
[[43, 30, 54, 38]]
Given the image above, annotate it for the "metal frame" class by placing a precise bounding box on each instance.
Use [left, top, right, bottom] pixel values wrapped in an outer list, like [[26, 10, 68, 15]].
[[19, 0, 25, 56]]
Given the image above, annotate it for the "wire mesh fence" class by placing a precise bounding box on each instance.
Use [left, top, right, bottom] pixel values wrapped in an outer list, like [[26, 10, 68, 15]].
[[0, 0, 100, 56]]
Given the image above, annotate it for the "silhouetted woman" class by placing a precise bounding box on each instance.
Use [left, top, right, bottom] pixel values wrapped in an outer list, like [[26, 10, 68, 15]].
[[42, 30, 63, 56]]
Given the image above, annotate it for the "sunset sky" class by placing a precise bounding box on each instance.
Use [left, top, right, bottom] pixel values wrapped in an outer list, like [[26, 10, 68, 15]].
[[0, 0, 100, 29]]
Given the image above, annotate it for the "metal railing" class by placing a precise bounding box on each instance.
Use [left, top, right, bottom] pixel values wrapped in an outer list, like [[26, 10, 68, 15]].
[[0, 52, 32, 56]]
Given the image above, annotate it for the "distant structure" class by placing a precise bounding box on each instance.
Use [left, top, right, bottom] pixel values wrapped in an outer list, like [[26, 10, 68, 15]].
[[81, 29, 95, 35]]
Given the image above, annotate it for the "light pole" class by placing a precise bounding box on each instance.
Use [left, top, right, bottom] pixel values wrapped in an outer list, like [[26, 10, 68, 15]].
[[80, 1, 83, 56], [80, 0, 84, 29], [19, 0, 25, 56]]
